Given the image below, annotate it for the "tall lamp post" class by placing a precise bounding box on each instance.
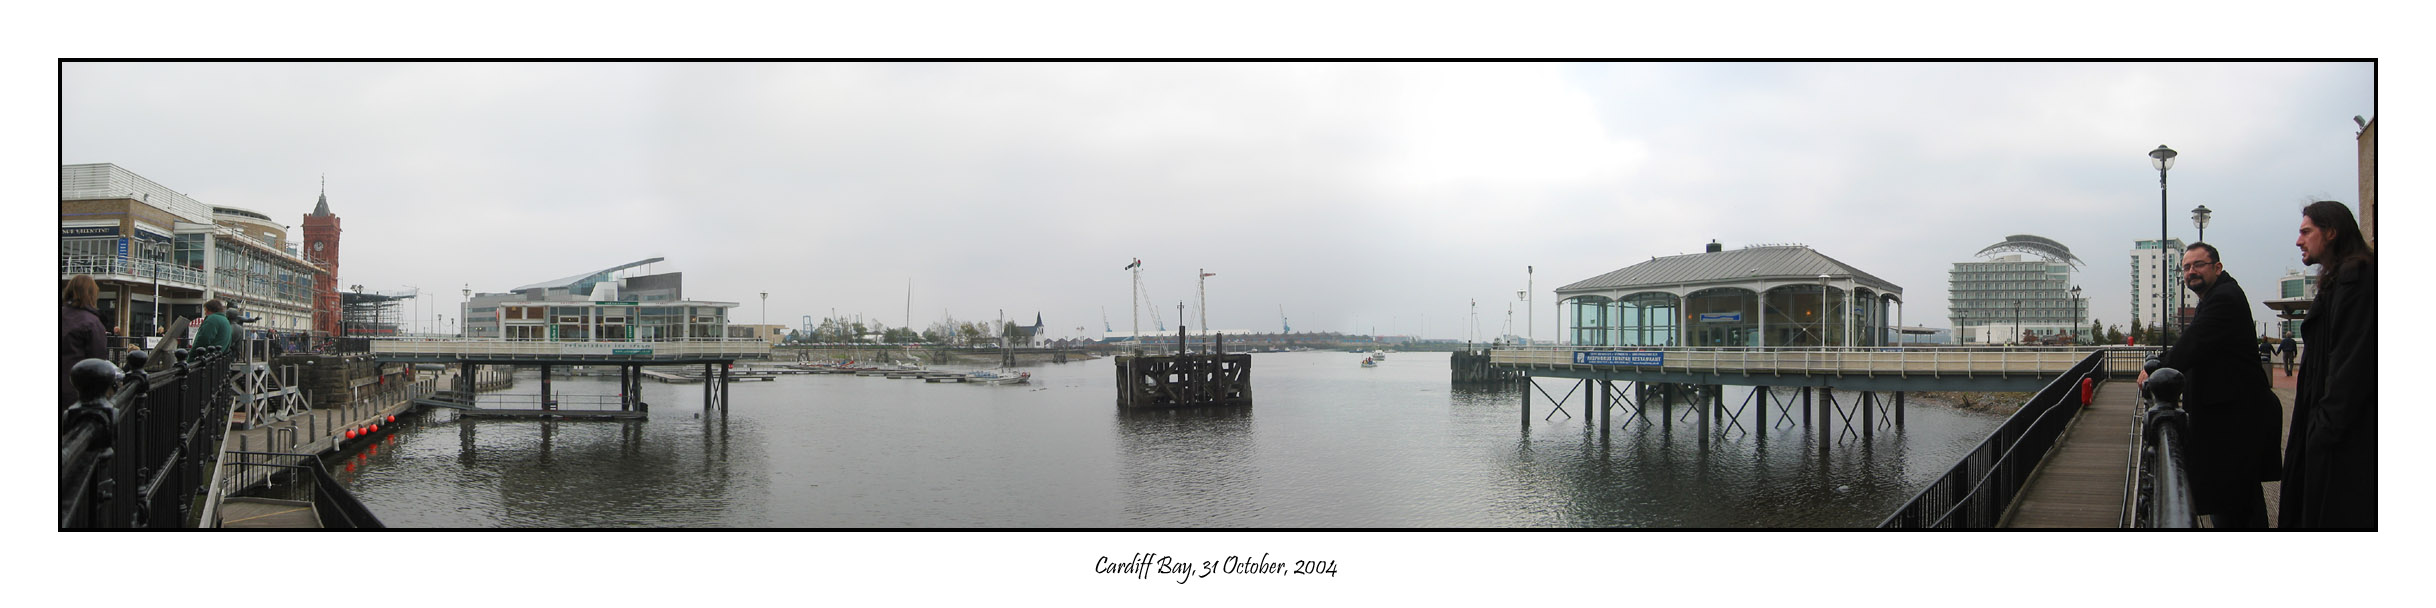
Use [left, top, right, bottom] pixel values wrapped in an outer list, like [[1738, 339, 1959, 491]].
[[2069, 285, 2083, 345], [462, 284, 471, 338], [760, 292, 769, 342], [142, 240, 167, 339], [1816, 274, 1831, 353], [2149, 144, 2177, 347], [2012, 300, 2022, 346]]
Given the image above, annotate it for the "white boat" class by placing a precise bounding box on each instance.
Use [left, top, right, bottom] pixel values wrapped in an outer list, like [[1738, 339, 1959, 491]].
[[965, 369, 1032, 385], [1370, 349, 1387, 360], [1360, 357, 1376, 368]]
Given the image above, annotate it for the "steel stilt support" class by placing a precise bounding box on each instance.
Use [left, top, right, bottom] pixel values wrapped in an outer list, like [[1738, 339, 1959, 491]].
[[1801, 386, 1812, 426], [1521, 376, 1532, 427], [1862, 391, 1875, 440], [1880, 389, 1900, 428]]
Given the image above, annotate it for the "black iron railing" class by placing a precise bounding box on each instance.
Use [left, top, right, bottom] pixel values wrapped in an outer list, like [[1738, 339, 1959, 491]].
[[60, 346, 236, 529], [1877, 348, 2148, 528], [2130, 365, 2197, 528], [219, 451, 385, 529]]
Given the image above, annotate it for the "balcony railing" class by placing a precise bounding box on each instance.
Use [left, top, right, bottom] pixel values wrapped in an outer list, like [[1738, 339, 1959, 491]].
[[367, 338, 772, 359], [1487, 345, 2141, 377], [59, 255, 207, 289]]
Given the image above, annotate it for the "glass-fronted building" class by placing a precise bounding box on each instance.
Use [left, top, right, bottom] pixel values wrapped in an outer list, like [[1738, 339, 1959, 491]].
[[59, 163, 330, 336], [1555, 242, 1904, 348], [1950, 235, 2086, 344], [462, 258, 739, 341], [2131, 238, 2188, 332]]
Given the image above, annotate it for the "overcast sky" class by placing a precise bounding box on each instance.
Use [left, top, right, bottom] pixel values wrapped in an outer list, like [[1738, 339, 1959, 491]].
[[61, 62, 2373, 340]]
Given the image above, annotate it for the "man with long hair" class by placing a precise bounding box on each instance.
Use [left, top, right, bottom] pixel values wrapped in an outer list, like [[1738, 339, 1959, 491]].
[[60, 275, 108, 408], [2281, 200, 2376, 528]]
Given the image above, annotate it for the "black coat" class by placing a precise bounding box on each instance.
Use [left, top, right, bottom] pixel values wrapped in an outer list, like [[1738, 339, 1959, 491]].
[[2160, 272, 2284, 515], [2281, 258, 2377, 528], [60, 304, 109, 409]]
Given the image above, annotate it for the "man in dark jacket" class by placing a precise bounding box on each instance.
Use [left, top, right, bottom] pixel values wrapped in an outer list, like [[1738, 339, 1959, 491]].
[[2282, 201, 2376, 528], [61, 275, 111, 409], [2278, 337, 2298, 377], [2143, 242, 2282, 528]]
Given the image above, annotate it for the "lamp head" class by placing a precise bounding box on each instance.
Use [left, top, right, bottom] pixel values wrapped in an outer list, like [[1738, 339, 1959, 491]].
[[2149, 145, 2177, 172]]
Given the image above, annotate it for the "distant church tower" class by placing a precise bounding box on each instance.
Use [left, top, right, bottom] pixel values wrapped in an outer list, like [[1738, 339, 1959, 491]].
[[302, 176, 343, 337]]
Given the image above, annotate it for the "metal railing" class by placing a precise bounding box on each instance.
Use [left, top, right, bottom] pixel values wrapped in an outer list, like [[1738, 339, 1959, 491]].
[[214, 451, 384, 529], [368, 337, 771, 359], [2129, 364, 2198, 528], [1877, 347, 2155, 528], [1489, 345, 2123, 377], [59, 255, 208, 288], [60, 345, 237, 529]]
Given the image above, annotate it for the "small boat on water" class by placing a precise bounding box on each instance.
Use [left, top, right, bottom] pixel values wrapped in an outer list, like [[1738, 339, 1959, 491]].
[[1370, 349, 1387, 361], [965, 369, 1032, 385], [1360, 357, 1377, 368]]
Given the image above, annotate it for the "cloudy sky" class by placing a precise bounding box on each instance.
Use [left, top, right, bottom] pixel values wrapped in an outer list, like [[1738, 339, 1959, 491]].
[[61, 62, 2372, 340]]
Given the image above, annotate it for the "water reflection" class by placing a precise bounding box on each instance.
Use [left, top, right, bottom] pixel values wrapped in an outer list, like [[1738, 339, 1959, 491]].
[[340, 353, 2004, 528]]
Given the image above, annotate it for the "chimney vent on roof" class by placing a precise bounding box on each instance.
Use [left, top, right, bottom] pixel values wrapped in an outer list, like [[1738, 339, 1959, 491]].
[[1705, 240, 1723, 253]]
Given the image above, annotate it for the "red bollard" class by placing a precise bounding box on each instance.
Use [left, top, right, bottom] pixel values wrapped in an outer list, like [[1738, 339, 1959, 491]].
[[2080, 377, 2094, 404]]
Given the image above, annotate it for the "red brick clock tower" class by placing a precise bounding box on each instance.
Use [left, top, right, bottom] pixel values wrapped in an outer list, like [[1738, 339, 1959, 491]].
[[302, 177, 343, 337]]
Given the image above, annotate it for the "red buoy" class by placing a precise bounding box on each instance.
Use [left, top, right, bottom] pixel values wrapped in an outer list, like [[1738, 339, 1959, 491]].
[[386, 415, 395, 423], [345, 429, 357, 439], [369, 424, 379, 434]]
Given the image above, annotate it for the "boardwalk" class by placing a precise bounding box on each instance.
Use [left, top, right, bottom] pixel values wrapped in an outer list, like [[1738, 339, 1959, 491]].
[[2003, 368, 2300, 529], [2002, 381, 2138, 528]]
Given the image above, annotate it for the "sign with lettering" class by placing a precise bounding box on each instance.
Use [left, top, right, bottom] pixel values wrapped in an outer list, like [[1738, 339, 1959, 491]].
[[1573, 350, 1664, 366], [61, 226, 120, 238], [1697, 312, 1743, 323]]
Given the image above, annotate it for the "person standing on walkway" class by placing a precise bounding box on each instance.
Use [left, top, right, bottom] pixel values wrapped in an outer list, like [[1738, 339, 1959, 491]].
[[2141, 242, 2283, 528], [2278, 337, 2299, 377], [2281, 201, 2377, 528], [61, 275, 110, 409], [193, 299, 233, 350]]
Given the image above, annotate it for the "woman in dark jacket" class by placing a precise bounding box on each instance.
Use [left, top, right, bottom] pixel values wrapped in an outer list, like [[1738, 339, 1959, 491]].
[[61, 275, 110, 409]]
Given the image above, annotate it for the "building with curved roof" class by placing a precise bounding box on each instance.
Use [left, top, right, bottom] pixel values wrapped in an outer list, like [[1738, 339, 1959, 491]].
[[1553, 242, 1905, 348], [1951, 235, 2089, 344]]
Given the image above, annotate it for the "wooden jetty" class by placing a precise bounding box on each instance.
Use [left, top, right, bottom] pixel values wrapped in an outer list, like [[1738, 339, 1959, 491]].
[[1115, 329, 1251, 409], [2001, 381, 2139, 528], [1450, 348, 1523, 385]]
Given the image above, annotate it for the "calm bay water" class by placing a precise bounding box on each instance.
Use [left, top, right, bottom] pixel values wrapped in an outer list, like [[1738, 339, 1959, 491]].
[[335, 351, 2006, 527]]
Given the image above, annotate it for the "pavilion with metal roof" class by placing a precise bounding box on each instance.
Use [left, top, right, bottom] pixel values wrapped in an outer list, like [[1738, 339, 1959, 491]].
[[1553, 242, 1905, 348]]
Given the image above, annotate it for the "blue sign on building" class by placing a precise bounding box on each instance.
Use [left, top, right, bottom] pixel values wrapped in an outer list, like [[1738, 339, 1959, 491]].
[[1573, 350, 1664, 366], [1698, 312, 1742, 322]]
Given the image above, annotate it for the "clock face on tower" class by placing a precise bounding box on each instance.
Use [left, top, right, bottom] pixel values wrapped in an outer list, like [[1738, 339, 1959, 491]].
[[314, 241, 325, 252]]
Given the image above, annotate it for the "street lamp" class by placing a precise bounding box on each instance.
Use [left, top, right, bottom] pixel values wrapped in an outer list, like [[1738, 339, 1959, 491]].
[[142, 240, 167, 339], [760, 292, 769, 341], [2069, 285, 2083, 345], [462, 283, 471, 338], [2149, 144, 2177, 347], [2191, 204, 2212, 245], [1816, 274, 1831, 353]]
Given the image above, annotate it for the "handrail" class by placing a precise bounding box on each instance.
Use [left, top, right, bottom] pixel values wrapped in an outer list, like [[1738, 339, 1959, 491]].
[[59, 345, 238, 529], [2131, 365, 2198, 528], [220, 451, 385, 529], [1875, 347, 2158, 528]]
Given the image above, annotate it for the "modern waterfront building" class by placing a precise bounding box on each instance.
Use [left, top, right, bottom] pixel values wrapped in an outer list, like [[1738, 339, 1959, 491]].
[[1949, 235, 2086, 345], [59, 163, 332, 337], [1554, 242, 1904, 348], [2131, 238, 2188, 333], [460, 258, 739, 341], [2264, 268, 2319, 340]]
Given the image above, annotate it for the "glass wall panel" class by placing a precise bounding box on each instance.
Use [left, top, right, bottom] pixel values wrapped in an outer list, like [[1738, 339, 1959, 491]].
[[1763, 285, 1847, 347], [1611, 292, 1678, 347], [1684, 288, 1759, 347], [1568, 296, 1611, 345]]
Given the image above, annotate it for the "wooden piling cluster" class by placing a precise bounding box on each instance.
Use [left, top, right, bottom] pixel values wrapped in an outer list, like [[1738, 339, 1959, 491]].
[[1114, 332, 1250, 409], [1450, 349, 1522, 385]]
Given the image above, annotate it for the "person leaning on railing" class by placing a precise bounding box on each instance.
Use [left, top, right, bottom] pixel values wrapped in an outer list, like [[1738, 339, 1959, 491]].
[[2139, 242, 2282, 528]]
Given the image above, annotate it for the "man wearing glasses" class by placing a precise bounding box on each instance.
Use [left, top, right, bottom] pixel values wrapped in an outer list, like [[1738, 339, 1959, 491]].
[[2141, 243, 2284, 527]]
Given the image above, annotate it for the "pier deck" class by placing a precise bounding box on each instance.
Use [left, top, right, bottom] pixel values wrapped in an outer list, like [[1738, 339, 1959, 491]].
[[2002, 382, 2139, 528]]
